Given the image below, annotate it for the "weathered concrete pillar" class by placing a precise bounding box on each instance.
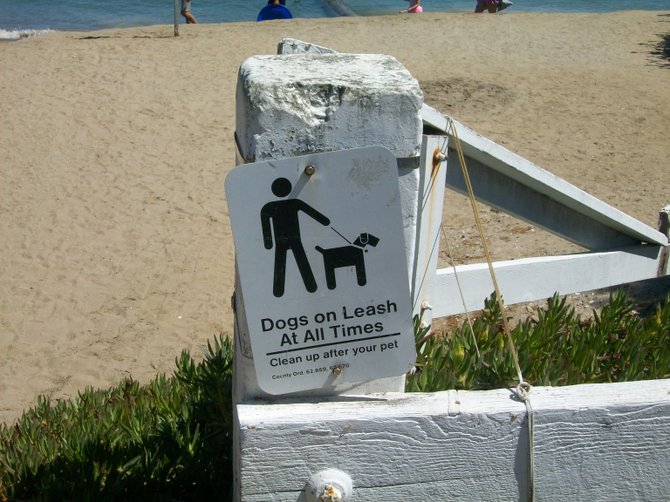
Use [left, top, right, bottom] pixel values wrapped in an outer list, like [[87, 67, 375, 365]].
[[233, 53, 423, 402]]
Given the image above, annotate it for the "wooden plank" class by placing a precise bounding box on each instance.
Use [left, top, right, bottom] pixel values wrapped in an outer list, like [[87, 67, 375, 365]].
[[421, 104, 668, 248], [236, 379, 670, 501], [410, 135, 448, 319], [445, 154, 641, 249], [431, 245, 665, 317]]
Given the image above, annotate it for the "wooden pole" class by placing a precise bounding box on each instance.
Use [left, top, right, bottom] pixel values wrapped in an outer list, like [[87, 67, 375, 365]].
[[174, 0, 179, 37], [232, 53, 423, 403], [233, 52, 423, 500]]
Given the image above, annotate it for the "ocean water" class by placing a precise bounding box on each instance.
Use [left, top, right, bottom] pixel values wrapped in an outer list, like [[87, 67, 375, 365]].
[[0, 0, 667, 38]]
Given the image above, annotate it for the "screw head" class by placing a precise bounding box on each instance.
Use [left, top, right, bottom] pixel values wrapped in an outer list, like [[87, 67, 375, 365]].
[[305, 468, 353, 502], [304, 164, 316, 176], [433, 149, 447, 163]]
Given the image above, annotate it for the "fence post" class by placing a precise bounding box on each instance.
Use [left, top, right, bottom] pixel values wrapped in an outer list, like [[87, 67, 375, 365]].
[[232, 52, 423, 499], [174, 0, 179, 37], [410, 135, 448, 323], [233, 53, 423, 402]]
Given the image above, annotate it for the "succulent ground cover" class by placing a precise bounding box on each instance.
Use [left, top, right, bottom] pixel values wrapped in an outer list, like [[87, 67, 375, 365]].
[[1, 291, 669, 500]]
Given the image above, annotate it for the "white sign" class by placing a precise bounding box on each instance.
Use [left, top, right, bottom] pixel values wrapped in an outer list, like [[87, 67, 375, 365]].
[[225, 147, 415, 394]]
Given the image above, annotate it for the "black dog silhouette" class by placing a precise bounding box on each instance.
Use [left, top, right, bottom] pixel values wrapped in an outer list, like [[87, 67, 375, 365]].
[[315, 233, 379, 290]]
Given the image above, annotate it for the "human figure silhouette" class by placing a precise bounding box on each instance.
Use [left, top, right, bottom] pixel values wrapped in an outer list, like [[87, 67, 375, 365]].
[[261, 177, 330, 297]]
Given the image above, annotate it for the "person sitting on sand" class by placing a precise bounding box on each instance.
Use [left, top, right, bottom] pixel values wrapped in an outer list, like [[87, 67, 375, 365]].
[[475, 0, 512, 13], [257, 0, 293, 21], [181, 0, 197, 23], [475, 0, 497, 13], [402, 0, 423, 13]]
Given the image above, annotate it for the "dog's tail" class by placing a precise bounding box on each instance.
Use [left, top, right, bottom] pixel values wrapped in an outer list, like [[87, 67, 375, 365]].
[[315, 246, 325, 254]]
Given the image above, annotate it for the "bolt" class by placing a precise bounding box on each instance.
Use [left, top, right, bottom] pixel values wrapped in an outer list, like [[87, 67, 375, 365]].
[[304, 164, 316, 176], [305, 469, 353, 502], [320, 484, 342, 502], [331, 365, 343, 377], [433, 150, 447, 163]]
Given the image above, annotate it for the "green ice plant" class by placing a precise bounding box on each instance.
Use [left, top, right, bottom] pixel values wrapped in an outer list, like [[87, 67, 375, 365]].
[[0, 335, 234, 501], [1, 292, 669, 500], [406, 290, 670, 393]]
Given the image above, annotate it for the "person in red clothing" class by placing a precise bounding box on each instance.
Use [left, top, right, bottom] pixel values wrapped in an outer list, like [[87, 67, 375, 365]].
[[402, 0, 423, 13]]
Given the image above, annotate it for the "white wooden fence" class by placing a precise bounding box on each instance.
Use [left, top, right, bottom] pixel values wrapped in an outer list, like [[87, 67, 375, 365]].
[[415, 106, 668, 322], [237, 380, 670, 501], [231, 39, 670, 501]]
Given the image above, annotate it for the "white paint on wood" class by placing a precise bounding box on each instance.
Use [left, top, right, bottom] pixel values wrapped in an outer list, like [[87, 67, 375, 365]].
[[232, 44, 670, 502], [236, 55, 422, 163], [277, 38, 337, 55], [421, 104, 668, 248], [236, 379, 670, 501], [432, 245, 666, 317], [416, 104, 669, 314], [233, 54, 423, 403], [410, 135, 448, 320]]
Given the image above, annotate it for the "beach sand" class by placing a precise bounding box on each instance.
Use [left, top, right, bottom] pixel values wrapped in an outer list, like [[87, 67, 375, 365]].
[[1, 11, 669, 424]]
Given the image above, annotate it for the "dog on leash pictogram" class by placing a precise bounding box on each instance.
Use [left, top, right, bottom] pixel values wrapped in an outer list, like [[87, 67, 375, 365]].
[[261, 177, 380, 296], [315, 233, 379, 290]]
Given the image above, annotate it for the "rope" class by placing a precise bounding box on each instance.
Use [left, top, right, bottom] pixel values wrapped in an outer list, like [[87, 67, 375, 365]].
[[440, 223, 482, 360], [445, 117, 535, 502], [516, 381, 535, 502]]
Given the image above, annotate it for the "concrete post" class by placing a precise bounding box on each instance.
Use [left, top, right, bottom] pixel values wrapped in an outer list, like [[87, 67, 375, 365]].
[[232, 53, 423, 402]]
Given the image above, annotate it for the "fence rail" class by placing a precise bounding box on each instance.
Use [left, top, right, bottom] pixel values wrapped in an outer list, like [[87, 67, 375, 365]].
[[237, 379, 670, 501], [232, 40, 670, 501]]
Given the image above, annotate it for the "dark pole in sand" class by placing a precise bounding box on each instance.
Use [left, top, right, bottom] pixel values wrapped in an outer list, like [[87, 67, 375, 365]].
[[174, 0, 179, 36]]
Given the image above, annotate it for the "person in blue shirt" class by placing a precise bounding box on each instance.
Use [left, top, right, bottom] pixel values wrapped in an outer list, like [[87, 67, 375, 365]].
[[257, 0, 293, 21]]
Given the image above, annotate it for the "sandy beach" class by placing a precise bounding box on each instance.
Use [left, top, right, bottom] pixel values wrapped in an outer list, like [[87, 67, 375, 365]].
[[1, 11, 669, 424]]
